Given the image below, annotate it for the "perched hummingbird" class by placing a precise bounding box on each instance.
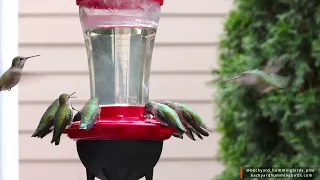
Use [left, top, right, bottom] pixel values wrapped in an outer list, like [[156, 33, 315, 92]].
[[176, 103, 212, 134], [162, 101, 210, 140], [224, 69, 290, 93], [51, 92, 76, 145], [31, 98, 59, 139], [144, 101, 186, 134], [161, 101, 207, 140], [72, 97, 100, 130], [0, 55, 40, 91]]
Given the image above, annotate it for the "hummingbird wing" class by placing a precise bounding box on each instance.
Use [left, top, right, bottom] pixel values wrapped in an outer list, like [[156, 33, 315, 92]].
[[262, 61, 286, 73], [270, 73, 290, 88], [31, 99, 59, 138], [0, 70, 10, 90], [162, 102, 205, 139], [255, 82, 279, 94], [178, 103, 211, 134], [181, 110, 210, 137], [188, 126, 203, 140], [259, 72, 290, 88], [31, 116, 54, 138], [38, 119, 54, 139], [78, 99, 100, 130], [51, 113, 72, 145], [156, 108, 185, 133], [79, 108, 100, 130], [184, 127, 196, 141], [172, 124, 199, 141]]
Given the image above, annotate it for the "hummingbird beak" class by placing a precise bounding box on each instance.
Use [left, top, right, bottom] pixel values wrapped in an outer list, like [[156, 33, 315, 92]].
[[25, 55, 40, 60], [68, 92, 77, 98], [223, 76, 241, 83]]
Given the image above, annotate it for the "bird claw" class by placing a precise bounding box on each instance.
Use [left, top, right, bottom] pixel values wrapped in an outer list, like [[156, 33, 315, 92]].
[[8, 88, 11, 91]]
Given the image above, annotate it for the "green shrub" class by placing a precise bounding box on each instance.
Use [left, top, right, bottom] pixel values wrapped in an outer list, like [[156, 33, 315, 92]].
[[212, 0, 320, 179]]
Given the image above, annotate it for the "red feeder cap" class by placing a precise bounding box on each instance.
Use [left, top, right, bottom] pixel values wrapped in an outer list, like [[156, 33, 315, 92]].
[[76, 0, 164, 9]]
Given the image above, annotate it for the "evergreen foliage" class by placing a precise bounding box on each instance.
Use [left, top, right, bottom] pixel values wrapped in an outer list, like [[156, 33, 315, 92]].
[[212, 0, 320, 179]]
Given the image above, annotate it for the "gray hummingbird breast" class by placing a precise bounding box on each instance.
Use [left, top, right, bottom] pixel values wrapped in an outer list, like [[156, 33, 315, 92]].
[[6, 71, 21, 89]]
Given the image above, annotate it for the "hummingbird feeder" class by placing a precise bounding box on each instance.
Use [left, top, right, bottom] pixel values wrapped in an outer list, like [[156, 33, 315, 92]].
[[63, 0, 175, 179]]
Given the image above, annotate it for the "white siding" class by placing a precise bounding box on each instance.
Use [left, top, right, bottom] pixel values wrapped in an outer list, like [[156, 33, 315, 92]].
[[19, 0, 233, 179]]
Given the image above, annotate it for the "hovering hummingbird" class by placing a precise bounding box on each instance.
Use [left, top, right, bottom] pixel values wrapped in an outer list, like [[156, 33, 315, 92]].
[[163, 101, 211, 137], [224, 69, 290, 93], [144, 101, 186, 134], [72, 97, 100, 130], [0, 55, 40, 91], [161, 101, 208, 141], [262, 60, 287, 73], [31, 98, 59, 139], [51, 92, 76, 145]]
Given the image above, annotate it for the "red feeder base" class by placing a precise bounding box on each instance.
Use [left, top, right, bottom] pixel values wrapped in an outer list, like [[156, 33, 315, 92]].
[[63, 106, 176, 140]]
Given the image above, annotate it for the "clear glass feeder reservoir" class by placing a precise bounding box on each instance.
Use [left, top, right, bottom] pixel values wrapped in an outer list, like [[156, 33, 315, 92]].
[[64, 0, 176, 140]]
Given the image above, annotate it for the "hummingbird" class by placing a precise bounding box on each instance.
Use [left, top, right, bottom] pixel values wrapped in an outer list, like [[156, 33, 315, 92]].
[[161, 101, 208, 141], [31, 98, 59, 139], [262, 60, 287, 73], [0, 55, 40, 91], [144, 101, 186, 134], [51, 92, 76, 145], [175, 103, 212, 134], [72, 97, 100, 130], [162, 101, 211, 139], [224, 69, 290, 93]]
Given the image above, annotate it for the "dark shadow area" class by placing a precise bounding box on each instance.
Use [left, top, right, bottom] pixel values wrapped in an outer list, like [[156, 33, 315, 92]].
[[77, 140, 163, 180]]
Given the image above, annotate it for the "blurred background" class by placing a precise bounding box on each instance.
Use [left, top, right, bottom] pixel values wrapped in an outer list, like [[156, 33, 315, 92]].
[[18, 0, 233, 179]]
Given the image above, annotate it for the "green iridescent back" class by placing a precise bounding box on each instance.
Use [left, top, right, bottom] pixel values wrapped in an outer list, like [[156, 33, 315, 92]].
[[80, 97, 99, 123], [156, 103, 185, 130], [178, 103, 206, 125], [36, 99, 59, 129]]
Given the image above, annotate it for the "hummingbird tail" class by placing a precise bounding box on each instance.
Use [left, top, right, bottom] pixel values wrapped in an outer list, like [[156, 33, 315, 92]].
[[31, 132, 38, 138], [51, 131, 61, 145], [39, 128, 53, 139], [189, 127, 203, 140], [31, 129, 44, 138], [55, 138, 60, 145], [51, 137, 60, 145], [185, 127, 196, 141], [33, 118, 54, 138], [200, 124, 212, 133], [183, 115, 210, 136]]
